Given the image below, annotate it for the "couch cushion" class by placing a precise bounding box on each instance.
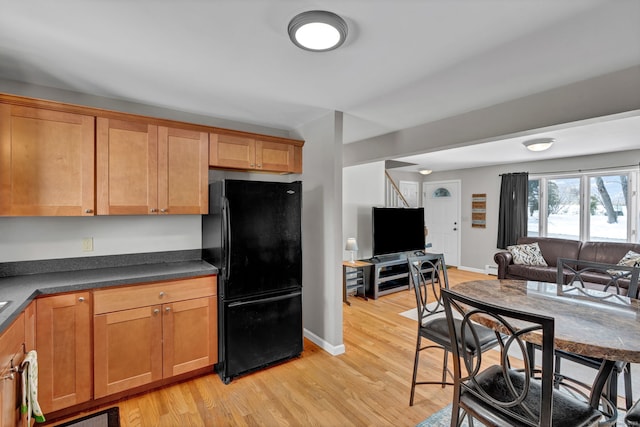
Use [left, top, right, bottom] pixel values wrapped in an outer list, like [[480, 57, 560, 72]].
[[507, 242, 547, 266], [507, 265, 558, 283], [578, 241, 640, 266], [517, 237, 581, 267]]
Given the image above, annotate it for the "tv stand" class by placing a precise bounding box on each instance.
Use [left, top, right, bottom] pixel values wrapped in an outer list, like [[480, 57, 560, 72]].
[[365, 251, 431, 299]]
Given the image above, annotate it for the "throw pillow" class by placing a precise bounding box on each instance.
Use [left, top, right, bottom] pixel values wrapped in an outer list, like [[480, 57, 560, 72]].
[[607, 250, 640, 276], [507, 242, 548, 266]]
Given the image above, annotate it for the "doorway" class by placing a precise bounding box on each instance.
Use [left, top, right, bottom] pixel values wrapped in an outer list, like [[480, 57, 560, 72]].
[[423, 180, 461, 266]]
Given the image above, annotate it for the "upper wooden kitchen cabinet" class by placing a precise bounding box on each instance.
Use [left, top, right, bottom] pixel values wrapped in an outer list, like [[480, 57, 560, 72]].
[[209, 133, 302, 173], [0, 103, 95, 216], [36, 292, 92, 414], [97, 117, 208, 215]]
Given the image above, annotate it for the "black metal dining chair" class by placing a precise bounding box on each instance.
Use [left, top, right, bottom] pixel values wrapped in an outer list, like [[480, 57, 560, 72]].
[[554, 258, 640, 410], [442, 288, 609, 427], [407, 253, 499, 406]]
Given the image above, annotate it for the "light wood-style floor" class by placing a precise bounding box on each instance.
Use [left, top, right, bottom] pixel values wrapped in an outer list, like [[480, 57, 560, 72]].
[[54, 268, 495, 427]]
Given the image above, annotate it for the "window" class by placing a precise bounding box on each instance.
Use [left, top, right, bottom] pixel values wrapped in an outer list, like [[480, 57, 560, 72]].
[[527, 170, 637, 243]]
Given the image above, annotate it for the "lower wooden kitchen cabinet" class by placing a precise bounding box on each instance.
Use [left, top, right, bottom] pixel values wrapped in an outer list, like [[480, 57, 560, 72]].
[[0, 312, 26, 426], [36, 292, 92, 414], [93, 276, 217, 398]]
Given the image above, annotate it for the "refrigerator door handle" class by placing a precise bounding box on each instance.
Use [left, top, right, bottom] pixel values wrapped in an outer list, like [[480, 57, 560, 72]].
[[222, 196, 231, 281], [228, 291, 302, 308]]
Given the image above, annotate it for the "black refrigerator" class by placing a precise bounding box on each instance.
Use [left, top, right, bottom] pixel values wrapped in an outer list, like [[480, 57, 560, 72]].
[[202, 179, 303, 384]]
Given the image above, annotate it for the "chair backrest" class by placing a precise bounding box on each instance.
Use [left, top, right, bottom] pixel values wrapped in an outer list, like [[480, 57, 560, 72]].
[[556, 257, 640, 298], [407, 254, 448, 321], [442, 288, 555, 426]]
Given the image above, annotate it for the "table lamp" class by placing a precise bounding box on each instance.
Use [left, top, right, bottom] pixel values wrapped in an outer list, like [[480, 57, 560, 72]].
[[345, 237, 359, 263]]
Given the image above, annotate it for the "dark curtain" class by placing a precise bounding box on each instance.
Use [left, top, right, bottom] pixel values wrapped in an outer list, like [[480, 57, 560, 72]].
[[497, 172, 528, 249]]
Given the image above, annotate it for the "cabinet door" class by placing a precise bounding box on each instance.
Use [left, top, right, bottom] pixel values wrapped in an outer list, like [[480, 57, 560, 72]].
[[94, 305, 163, 398], [96, 117, 158, 215], [209, 133, 256, 169], [0, 313, 25, 427], [163, 296, 217, 377], [36, 293, 91, 413], [0, 104, 95, 216], [158, 127, 208, 214], [257, 140, 302, 173]]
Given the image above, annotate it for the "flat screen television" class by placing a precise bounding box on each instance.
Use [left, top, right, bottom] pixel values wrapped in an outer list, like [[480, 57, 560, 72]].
[[372, 207, 425, 257]]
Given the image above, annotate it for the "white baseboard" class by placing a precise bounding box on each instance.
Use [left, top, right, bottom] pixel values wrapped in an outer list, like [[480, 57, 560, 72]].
[[303, 328, 345, 356], [456, 265, 486, 274], [456, 265, 498, 276]]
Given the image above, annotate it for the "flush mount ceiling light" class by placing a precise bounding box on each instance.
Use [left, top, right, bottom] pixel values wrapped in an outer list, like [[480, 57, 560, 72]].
[[288, 10, 348, 52], [419, 169, 433, 175], [523, 137, 555, 152]]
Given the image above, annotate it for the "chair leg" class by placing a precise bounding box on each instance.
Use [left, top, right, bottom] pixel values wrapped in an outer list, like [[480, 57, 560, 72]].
[[553, 353, 562, 389], [624, 363, 633, 410], [441, 349, 449, 388], [608, 367, 619, 410], [410, 335, 422, 406]]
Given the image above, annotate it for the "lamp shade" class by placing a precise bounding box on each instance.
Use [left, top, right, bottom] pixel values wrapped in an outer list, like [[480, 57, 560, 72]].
[[345, 237, 358, 251]]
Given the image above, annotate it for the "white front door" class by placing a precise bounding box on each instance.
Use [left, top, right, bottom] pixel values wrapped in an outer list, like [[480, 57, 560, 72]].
[[423, 180, 461, 266]]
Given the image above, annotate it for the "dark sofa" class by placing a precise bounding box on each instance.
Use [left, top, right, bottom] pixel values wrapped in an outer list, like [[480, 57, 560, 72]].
[[494, 236, 640, 295]]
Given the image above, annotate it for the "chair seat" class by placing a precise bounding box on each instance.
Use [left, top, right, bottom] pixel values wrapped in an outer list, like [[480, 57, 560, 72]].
[[462, 365, 603, 427], [422, 317, 499, 354]]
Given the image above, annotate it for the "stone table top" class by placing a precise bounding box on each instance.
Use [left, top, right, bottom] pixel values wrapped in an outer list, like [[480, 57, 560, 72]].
[[450, 279, 640, 363]]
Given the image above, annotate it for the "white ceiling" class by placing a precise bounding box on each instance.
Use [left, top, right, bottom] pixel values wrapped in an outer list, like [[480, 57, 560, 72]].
[[1, 0, 639, 171]]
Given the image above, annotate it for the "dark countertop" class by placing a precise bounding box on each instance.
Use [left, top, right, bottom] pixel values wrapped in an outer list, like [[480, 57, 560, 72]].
[[0, 251, 217, 333]]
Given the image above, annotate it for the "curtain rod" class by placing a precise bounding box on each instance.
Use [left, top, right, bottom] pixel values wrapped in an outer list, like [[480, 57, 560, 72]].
[[500, 163, 640, 177]]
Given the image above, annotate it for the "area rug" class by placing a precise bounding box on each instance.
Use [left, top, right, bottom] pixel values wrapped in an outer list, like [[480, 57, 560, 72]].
[[56, 407, 120, 427], [416, 404, 473, 427]]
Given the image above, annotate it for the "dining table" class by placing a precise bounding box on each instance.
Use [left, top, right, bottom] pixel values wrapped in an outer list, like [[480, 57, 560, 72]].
[[450, 279, 640, 412]]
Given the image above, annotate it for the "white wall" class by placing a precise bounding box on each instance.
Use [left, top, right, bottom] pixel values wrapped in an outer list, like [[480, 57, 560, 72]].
[[296, 111, 345, 355], [342, 162, 385, 260], [0, 215, 201, 262]]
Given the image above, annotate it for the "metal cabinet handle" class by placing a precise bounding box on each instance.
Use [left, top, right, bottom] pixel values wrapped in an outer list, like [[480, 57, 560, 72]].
[[150, 208, 158, 213], [165, 307, 171, 313], [85, 209, 93, 214], [3, 373, 14, 381], [78, 297, 85, 303], [159, 291, 165, 298], [153, 308, 160, 315], [160, 209, 167, 213]]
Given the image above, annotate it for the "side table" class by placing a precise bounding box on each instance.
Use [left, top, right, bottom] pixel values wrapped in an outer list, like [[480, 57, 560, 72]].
[[342, 260, 370, 305]]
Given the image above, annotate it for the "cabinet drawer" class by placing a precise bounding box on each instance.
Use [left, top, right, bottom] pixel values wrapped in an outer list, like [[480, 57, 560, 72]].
[[94, 276, 216, 314]]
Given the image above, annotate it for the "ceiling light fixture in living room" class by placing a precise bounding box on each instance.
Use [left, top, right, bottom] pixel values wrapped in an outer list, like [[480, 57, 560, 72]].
[[288, 10, 348, 51], [523, 138, 554, 152], [419, 169, 433, 175]]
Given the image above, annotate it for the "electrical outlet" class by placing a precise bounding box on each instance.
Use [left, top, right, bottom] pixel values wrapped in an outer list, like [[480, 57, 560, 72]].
[[82, 237, 94, 252]]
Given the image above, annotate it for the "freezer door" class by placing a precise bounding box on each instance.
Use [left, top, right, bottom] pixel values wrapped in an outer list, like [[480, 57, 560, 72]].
[[224, 180, 302, 299], [222, 290, 303, 382]]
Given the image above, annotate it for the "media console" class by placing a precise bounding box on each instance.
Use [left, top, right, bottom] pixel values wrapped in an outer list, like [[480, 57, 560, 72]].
[[364, 251, 438, 299], [363, 253, 413, 299]]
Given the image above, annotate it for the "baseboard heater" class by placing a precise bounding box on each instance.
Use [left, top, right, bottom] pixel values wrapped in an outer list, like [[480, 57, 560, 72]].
[[485, 264, 498, 276]]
